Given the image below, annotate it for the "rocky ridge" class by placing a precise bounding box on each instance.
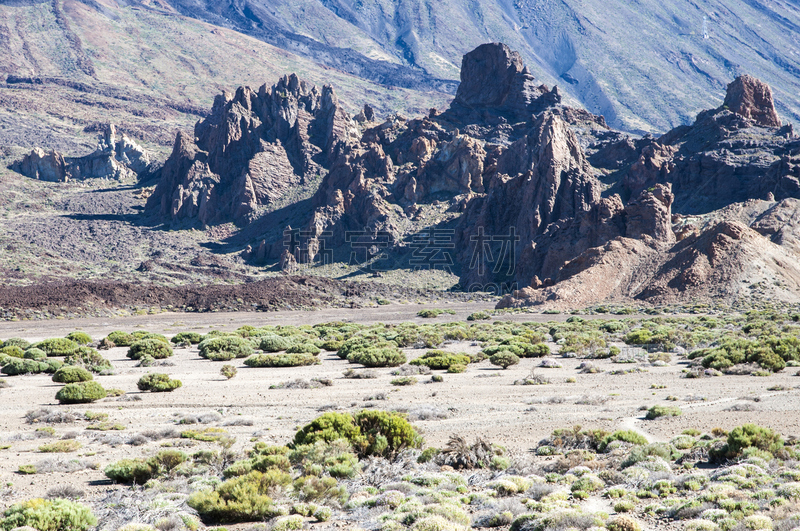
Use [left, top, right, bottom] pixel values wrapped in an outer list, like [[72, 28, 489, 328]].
[[124, 44, 800, 307]]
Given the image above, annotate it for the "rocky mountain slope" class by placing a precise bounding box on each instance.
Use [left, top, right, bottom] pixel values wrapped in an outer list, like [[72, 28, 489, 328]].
[[140, 42, 800, 309], [156, 0, 800, 132], [0, 0, 449, 159]]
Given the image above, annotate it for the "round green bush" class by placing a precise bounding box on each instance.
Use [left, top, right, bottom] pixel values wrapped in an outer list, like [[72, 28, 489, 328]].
[[259, 335, 294, 352], [137, 373, 182, 392], [244, 354, 320, 368], [187, 470, 284, 523], [489, 351, 520, 369], [104, 459, 157, 484], [726, 424, 784, 457], [32, 338, 79, 357], [2, 338, 31, 349], [127, 339, 174, 360], [199, 337, 253, 361], [55, 381, 107, 404], [221, 364, 238, 379], [106, 331, 135, 347], [171, 332, 203, 345], [0, 346, 24, 358], [2, 358, 62, 376], [645, 405, 682, 420], [410, 351, 471, 370], [52, 366, 94, 384], [66, 331, 92, 345], [23, 348, 47, 360], [348, 346, 406, 368], [294, 410, 422, 458], [65, 347, 112, 373], [131, 331, 169, 344], [0, 498, 97, 531], [286, 342, 322, 355]]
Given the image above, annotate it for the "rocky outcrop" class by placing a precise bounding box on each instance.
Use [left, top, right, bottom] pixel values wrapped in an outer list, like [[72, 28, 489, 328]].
[[723, 75, 782, 128], [146, 74, 359, 226], [445, 43, 561, 124], [455, 110, 601, 288], [12, 125, 153, 182]]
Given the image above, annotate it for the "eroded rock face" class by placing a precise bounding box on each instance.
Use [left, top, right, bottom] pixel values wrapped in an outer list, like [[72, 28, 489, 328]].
[[12, 125, 153, 182], [146, 74, 358, 225], [723, 75, 782, 128]]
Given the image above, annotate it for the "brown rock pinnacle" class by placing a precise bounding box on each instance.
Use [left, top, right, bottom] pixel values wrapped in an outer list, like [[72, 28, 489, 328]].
[[723, 75, 782, 128]]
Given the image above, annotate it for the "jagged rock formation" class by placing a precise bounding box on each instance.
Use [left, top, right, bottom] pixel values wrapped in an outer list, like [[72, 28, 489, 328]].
[[12, 125, 153, 182], [148, 42, 800, 308], [146, 74, 359, 226], [618, 75, 798, 213]]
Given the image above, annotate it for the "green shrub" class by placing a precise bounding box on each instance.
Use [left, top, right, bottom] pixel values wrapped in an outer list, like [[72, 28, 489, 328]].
[[489, 351, 520, 369], [127, 339, 173, 360], [131, 331, 169, 344], [24, 348, 47, 360], [66, 332, 92, 345], [599, 430, 648, 452], [391, 376, 417, 386], [645, 405, 682, 420], [0, 346, 24, 358], [468, 311, 491, 321], [244, 354, 319, 367], [0, 498, 97, 531], [171, 332, 203, 345], [106, 331, 135, 346], [220, 365, 237, 379], [38, 440, 82, 453], [625, 329, 653, 345], [199, 337, 253, 361], [348, 346, 406, 367], [137, 373, 182, 392], [286, 342, 321, 355], [187, 471, 284, 523], [2, 338, 31, 349], [2, 358, 62, 376], [105, 459, 157, 484], [726, 424, 784, 458], [258, 335, 294, 352], [55, 381, 106, 404], [31, 338, 79, 357], [64, 347, 112, 373], [293, 410, 422, 458], [410, 351, 471, 370], [51, 366, 93, 384]]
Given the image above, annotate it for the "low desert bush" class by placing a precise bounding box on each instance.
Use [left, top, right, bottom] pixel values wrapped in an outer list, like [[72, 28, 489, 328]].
[[410, 351, 470, 371], [171, 332, 202, 345], [286, 342, 322, 355], [259, 335, 295, 352], [599, 430, 648, 452], [66, 332, 92, 345], [725, 424, 784, 458], [348, 346, 406, 368], [645, 405, 682, 420], [187, 471, 285, 523], [64, 347, 112, 373], [220, 364, 237, 379], [51, 366, 93, 384], [2, 337, 31, 349], [127, 339, 173, 360], [198, 337, 253, 361], [293, 410, 422, 458], [490, 351, 520, 369], [137, 373, 182, 392], [55, 381, 107, 404], [0, 498, 97, 531], [32, 338, 79, 357], [2, 358, 62, 376], [106, 331, 135, 346], [244, 354, 319, 367], [38, 440, 82, 453], [105, 450, 188, 484], [24, 347, 47, 360]]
